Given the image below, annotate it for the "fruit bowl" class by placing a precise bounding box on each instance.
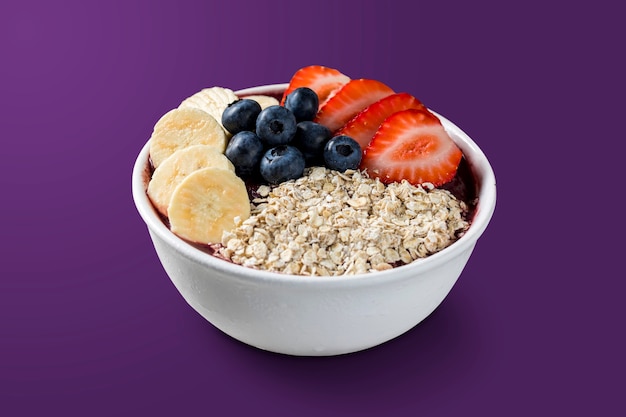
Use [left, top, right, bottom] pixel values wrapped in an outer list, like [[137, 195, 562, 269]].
[[132, 83, 496, 356]]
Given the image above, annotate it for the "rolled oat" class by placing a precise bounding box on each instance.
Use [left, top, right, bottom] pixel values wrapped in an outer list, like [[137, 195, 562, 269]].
[[219, 167, 469, 276]]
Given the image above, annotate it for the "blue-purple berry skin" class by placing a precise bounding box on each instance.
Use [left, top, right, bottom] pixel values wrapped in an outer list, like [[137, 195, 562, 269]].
[[259, 145, 305, 184], [255, 105, 297, 147], [284, 87, 319, 122], [225, 131, 264, 177], [323, 135, 362, 172], [222, 99, 262, 134]]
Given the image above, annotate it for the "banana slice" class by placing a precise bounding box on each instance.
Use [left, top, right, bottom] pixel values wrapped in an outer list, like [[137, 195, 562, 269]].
[[147, 145, 235, 217], [243, 94, 279, 110], [168, 167, 250, 244], [179, 87, 238, 130], [149, 107, 227, 168]]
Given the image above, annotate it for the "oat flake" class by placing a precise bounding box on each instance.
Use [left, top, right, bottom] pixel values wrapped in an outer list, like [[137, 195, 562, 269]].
[[219, 167, 469, 276]]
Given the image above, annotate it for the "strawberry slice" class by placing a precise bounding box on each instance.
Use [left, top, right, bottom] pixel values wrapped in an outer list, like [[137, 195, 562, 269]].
[[280, 65, 350, 107], [314, 79, 395, 133], [335, 92, 426, 150], [360, 109, 463, 186]]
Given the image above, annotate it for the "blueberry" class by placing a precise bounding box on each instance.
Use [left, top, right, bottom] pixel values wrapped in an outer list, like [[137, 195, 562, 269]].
[[255, 105, 297, 147], [224, 131, 264, 177], [323, 135, 362, 172], [291, 121, 331, 166], [284, 87, 319, 122], [222, 99, 262, 134], [259, 145, 305, 184]]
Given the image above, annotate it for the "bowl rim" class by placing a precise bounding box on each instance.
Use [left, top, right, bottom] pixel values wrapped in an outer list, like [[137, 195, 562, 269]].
[[132, 83, 496, 287]]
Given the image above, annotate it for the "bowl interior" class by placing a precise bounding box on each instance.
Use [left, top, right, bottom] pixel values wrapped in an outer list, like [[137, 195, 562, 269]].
[[132, 84, 496, 284]]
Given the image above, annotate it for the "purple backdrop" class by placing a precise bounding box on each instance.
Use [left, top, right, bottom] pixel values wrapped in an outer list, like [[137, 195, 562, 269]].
[[1, 0, 623, 415]]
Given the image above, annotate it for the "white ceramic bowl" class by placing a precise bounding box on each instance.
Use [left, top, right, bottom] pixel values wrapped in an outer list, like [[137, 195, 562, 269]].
[[132, 84, 496, 356]]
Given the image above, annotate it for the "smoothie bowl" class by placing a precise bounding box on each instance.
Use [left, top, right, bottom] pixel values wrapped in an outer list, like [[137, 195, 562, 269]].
[[132, 66, 496, 356]]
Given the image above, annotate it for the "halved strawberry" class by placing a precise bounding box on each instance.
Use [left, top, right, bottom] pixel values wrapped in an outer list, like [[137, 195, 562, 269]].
[[335, 92, 426, 150], [280, 65, 350, 107], [314, 79, 395, 132], [360, 109, 462, 186]]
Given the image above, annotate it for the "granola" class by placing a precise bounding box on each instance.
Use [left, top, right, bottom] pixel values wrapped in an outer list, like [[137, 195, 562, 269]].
[[219, 167, 469, 276]]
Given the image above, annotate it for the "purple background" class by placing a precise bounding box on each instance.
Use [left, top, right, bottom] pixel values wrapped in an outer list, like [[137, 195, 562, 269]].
[[1, 0, 623, 415]]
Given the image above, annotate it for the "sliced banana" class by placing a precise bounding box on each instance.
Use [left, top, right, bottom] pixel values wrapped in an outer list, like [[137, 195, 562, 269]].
[[147, 145, 235, 217], [149, 107, 227, 168], [179, 87, 238, 130], [168, 167, 250, 244], [242, 94, 279, 110]]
